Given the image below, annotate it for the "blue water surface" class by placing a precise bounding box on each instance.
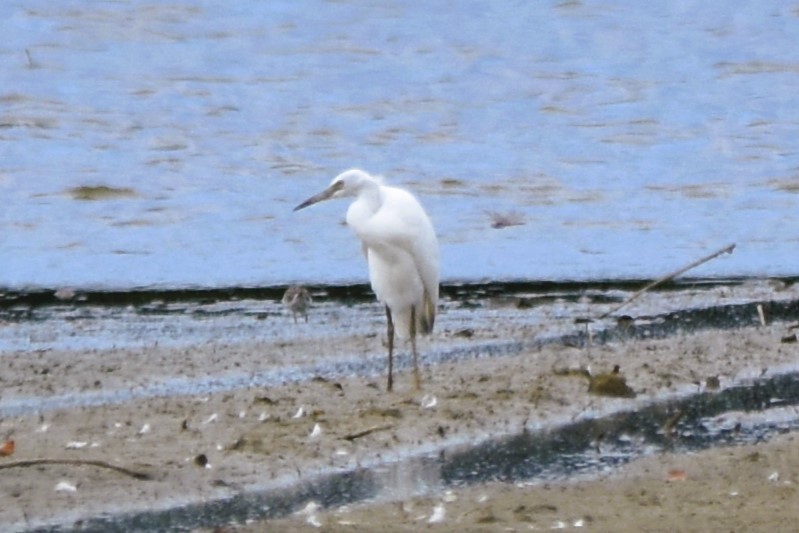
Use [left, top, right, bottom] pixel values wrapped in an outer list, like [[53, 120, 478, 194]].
[[1, 0, 798, 289]]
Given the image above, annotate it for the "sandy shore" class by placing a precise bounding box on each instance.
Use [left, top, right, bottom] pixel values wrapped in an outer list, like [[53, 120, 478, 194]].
[[1, 287, 798, 531], [261, 430, 799, 532]]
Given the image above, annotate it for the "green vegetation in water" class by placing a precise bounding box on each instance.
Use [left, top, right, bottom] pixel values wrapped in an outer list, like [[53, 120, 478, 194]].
[[68, 185, 137, 201]]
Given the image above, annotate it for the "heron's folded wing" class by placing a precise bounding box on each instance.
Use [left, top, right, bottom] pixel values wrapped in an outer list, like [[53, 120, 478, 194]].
[[368, 186, 440, 334]]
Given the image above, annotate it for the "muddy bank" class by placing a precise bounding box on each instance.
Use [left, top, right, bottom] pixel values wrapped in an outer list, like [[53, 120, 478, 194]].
[[259, 430, 799, 532], [0, 283, 798, 531]]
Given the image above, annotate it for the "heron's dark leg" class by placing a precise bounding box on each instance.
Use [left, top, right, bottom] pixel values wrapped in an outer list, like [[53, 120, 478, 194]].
[[411, 306, 420, 390], [386, 306, 394, 392]]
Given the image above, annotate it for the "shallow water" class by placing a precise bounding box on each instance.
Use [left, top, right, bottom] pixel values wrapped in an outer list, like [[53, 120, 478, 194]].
[[2, 1, 799, 290]]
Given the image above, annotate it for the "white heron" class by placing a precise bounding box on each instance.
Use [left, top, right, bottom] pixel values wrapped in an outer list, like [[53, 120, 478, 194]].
[[294, 169, 439, 391]]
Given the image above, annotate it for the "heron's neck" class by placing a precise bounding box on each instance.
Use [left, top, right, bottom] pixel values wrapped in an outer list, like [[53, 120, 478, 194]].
[[355, 179, 383, 214]]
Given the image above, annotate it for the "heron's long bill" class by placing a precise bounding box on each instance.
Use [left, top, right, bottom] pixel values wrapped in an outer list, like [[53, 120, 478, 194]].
[[293, 182, 341, 211]]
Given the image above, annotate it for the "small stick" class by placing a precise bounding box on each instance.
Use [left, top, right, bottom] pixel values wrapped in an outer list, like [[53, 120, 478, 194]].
[[0, 458, 152, 480], [757, 304, 766, 327], [343, 424, 394, 441], [599, 243, 735, 319]]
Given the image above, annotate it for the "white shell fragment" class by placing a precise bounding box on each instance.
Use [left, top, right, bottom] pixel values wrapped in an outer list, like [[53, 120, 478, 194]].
[[202, 413, 218, 425], [293, 406, 306, 419], [309, 423, 322, 438], [55, 480, 78, 492], [298, 501, 322, 527], [138, 423, 151, 435], [428, 503, 446, 524], [299, 501, 320, 514], [65, 441, 88, 449], [421, 394, 438, 409], [768, 471, 780, 482]]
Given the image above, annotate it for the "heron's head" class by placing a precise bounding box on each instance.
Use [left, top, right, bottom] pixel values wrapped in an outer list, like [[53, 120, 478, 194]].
[[293, 169, 378, 211]]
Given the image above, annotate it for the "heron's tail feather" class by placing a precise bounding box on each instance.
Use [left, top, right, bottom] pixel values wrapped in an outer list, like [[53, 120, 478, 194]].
[[419, 290, 436, 335]]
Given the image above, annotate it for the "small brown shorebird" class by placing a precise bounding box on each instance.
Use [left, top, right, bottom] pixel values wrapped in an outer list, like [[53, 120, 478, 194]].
[[282, 286, 313, 323]]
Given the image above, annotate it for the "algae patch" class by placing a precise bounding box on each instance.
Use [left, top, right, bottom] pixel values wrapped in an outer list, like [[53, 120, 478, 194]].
[[68, 185, 137, 201]]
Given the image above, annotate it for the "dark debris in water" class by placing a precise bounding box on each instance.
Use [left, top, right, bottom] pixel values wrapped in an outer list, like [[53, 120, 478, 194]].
[[487, 210, 525, 229]]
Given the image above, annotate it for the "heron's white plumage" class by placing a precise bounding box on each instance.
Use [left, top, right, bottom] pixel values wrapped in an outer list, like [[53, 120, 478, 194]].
[[294, 168, 439, 390], [340, 172, 438, 338]]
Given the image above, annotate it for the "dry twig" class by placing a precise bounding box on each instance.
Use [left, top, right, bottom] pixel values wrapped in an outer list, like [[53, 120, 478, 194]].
[[0, 458, 152, 480], [342, 424, 394, 441], [599, 243, 735, 319]]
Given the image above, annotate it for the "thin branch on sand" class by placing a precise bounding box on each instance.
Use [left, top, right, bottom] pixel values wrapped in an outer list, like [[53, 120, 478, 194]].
[[0, 458, 152, 480], [342, 424, 394, 441]]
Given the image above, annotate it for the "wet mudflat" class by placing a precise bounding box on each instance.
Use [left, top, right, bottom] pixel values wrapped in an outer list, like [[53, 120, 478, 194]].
[[1, 280, 798, 531], [261, 431, 799, 532]]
